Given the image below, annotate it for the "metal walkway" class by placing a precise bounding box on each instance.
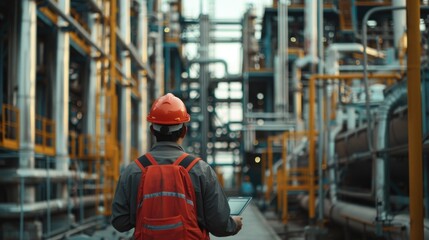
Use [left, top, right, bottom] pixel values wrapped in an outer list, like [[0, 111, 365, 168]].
[[211, 203, 282, 240]]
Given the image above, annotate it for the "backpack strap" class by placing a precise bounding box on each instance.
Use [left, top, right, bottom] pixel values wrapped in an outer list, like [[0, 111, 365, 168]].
[[134, 153, 158, 171], [174, 153, 201, 172]]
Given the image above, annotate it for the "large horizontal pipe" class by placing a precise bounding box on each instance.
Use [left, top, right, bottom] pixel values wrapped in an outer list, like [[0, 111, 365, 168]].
[[185, 76, 242, 83], [326, 43, 385, 58], [182, 19, 243, 25], [182, 37, 242, 43], [0, 195, 105, 217], [338, 65, 406, 72], [188, 58, 230, 76], [0, 169, 97, 183], [245, 112, 293, 119], [244, 122, 296, 131], [299, 197, 429, 239]]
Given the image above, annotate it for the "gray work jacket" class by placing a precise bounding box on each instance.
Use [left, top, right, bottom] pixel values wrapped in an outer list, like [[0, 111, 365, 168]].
[[111, 141, 238, 237]]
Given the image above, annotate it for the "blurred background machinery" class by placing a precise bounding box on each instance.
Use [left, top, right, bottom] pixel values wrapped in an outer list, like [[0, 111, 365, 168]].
[[0, 0, 428, 239]]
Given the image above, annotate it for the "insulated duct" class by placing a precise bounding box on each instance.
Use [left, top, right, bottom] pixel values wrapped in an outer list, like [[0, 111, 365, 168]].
[[299, 197, 429, 239], [374, 83, 407, 221]]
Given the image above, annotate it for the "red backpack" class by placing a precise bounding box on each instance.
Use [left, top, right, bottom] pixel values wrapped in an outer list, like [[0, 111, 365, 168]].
[[133, 152, 209, 240]]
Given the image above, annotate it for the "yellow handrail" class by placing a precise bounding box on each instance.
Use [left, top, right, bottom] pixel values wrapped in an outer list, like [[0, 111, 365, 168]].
[[35, 116, 56, 155], [0, 104, 20, 150]]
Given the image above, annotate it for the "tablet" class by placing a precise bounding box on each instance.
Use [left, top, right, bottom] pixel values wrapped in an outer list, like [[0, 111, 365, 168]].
[[228, 197, 252, 216]]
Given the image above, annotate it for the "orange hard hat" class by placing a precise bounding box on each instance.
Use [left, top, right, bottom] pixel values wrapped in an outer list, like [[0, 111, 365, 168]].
[[147, 93, 190, 124]]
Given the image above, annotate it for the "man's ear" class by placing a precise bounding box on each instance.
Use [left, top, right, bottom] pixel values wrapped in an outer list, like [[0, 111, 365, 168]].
[[179, 125, 187, 138]]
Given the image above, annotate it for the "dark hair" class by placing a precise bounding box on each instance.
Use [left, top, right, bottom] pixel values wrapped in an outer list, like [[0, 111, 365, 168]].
[[152, 124, 186, 142]]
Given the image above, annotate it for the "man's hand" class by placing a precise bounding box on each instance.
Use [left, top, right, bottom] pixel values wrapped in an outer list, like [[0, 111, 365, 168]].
[[232, 216, 243, 234]]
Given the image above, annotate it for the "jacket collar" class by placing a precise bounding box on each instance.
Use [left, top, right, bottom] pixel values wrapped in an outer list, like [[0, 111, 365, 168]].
[[151, 141, 185, 151]]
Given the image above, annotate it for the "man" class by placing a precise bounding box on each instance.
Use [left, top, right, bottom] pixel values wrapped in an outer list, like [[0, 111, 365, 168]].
[[112, 93, 243, 238]]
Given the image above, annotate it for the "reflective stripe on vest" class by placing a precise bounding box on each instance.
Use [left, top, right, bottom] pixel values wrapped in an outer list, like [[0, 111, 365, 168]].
[[144, 221, 183, 230], [143, 191, 194, 206]]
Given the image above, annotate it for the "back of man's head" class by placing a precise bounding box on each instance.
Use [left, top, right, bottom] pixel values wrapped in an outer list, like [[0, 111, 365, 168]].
[[147, 93, 190, 142], [151, 123, 186, 142]]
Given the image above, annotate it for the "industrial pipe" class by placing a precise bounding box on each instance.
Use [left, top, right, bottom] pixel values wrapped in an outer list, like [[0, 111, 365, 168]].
[[276, 0, 288, 114], [0, 195, 103, 217], [308, 73, 401, 220], [291, 55, 318, 130], [155, 0, 164, 97], [374, 83, 407, 222], [44, 0, 107, 57], [316, 0, 325, 223], [407, 1, 424, 239], [362, 6, 407, 158], [187, 58, 230, 77], [327, 110, 343, 203], [299, 197, 429, 239]]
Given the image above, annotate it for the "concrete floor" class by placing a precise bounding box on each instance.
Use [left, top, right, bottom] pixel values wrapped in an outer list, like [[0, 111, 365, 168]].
[[210, 203, 282, 240]]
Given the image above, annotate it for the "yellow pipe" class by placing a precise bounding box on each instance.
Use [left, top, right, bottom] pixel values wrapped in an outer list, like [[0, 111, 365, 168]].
[[105, 0, 118, 216], [277, 169, 282, 211], [407, 0, 424, 239], [282, 133, 288, 223]]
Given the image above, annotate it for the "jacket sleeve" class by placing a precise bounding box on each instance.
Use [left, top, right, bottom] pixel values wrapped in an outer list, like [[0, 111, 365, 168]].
[[201, 163, 238, 236], [111, 174, 133, 232]]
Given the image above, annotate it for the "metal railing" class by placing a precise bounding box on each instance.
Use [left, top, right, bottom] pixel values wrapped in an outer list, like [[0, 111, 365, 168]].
[[0, 104, 20, 150], [35, 116, 56, 155]]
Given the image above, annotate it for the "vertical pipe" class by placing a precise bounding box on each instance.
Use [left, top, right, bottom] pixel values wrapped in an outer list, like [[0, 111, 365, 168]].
[[199, 14, 209, 161], [19, 177, 24, 240], [46, 157, 51, 237], [9, 1, 20, 106], [54, 0, 70, 208], [78, 161, 84, 223], [308, 77, 316, 220], [276, 0, 288, 114], [119, 0, 131, 166], [292, 63, 303, 129], [393, 0, 406, 48], [110, 0, 117, 92], [164, 49, 171, 90], [328, 110, 342, 203], [361, 6, 406, 224], [266, 137, 273, 202], [302, 0, 318, 133], [316, 0, 324, 223], [17, 0, 37, 206], [283, 0, 288, 114], [242, 11, 249, 72], [18, 0, 37, 168], [425, 154, 429, 219], [304, 0, 317, 59], [0, 29, 3, 111], [407, 0, 424, 239], [137, 0, 149, 153], [87, 14, 98, 143], [261, 150, 266, 199], [155, 0, 164, 97]]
